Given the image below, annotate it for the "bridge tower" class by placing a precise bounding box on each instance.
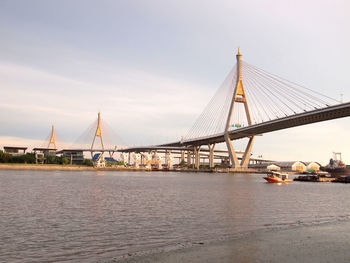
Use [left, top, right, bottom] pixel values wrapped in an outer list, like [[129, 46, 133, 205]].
[[91, 112, 105, 151], [48, 125, 57, 149], [224, 47, 255, 168]]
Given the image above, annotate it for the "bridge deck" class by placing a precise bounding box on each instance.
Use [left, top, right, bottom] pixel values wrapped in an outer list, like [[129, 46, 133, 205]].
[[161, 102, 350, 147]]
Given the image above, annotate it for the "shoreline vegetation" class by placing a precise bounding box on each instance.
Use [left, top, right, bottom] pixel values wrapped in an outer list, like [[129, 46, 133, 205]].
[[0, 163, 263, 173], [0, 163, 150, 171], [0, 150, 94, 166], [0, 150, 261, 173], [0, 151, 265, 173]]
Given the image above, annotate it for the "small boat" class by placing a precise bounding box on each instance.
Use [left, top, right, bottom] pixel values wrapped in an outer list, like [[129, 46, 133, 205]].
[[264, 171, 292, 183]]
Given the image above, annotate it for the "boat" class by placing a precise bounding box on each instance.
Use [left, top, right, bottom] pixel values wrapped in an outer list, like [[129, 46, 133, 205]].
[[320, 152, 350, 178], [263, 171, 292, 183], [151, 167, 170, 171], [294, 174, 335, 182], [294, 174, 319, 182], [333, 175, 350, 183]]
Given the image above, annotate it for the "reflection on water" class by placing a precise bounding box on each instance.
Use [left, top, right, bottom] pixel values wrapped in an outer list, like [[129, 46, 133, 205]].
[[0, 170, 349, 262]]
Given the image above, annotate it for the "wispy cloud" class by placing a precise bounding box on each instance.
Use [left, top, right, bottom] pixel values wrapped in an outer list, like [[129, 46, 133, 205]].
[[0, 60, 212, 145], [0, 0, 349, 163]]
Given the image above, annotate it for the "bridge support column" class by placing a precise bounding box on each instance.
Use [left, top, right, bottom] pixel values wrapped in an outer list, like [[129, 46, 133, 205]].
[[140, 153, 144, 166], [181, 151, 185, 163], [194, 146, 201, 170], [165, 150, 172, 169], [241, 136, 255, 168], [208, 143, 216, 169], [187, 150, 192, 166], [225, 134, 240, 168]]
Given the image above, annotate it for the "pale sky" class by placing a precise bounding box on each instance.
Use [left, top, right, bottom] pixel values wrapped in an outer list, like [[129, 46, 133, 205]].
[[0, 0, 349, 164]]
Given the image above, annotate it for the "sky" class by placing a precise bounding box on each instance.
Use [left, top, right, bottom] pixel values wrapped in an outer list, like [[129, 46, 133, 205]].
[[0, 0, 349, 164]]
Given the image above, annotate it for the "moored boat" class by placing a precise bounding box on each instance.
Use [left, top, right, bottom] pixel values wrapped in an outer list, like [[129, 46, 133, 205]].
[[152, 168, 170, 171], [263, 171, 292, 183], [320, 152, 350, 178], [294, 174, 335, 182], [333, 175, 350, 183]]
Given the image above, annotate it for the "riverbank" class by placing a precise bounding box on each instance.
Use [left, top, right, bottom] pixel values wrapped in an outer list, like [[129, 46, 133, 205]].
[[113, 220, 350, 263], [0, 163, 150, 171], [0, 163, 263, 173]]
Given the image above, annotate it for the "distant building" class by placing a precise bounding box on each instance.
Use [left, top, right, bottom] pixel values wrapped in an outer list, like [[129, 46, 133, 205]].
[[32, 148, 57, 157], [3, 146, 27, 155], [32, 147, 57, 164], [56, 149, 84, 164], [251, 161, 309, 171], [267, 164, 281, 171], [292, 161, 307, 172], [305, 162, 321, 171], [253, 161, 294, 170]]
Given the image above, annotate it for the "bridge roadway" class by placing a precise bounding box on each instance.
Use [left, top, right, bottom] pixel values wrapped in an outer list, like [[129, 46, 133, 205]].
[[58, 102, 350, 163], [120, 146, 243, 154], [160, 102, 350, 147], [57, 147, 273, 163]]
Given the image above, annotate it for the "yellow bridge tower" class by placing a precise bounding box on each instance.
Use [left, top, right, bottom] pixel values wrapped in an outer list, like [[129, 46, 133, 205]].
[[91, 112, 105, 151], [224, 47, 255, 168], [48, 125, 57, 149]]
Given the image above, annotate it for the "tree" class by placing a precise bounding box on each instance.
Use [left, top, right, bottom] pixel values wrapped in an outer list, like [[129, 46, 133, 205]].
[[83, 159, 93, 166], [61, 157, 70, 165], [46, 155, 56, 164], [0, 152, 13, 163], [24, 153, 36, 164]]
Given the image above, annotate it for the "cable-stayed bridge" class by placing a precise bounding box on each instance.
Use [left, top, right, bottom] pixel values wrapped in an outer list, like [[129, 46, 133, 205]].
[[157, 101, 350, 169], [123, 48, 350, 169], [39, 48, 350, 169], [161, 102, 350, 147]]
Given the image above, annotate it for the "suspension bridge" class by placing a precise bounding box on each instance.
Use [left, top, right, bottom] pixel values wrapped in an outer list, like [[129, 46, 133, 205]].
[[28, 48, 350, 169]]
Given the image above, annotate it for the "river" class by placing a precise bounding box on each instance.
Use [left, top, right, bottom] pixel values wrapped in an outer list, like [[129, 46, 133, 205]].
[[1, 170, 349, 262]]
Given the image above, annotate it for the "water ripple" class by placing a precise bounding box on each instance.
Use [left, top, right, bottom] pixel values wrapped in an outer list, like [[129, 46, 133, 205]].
[[1, 170, 350, 262]]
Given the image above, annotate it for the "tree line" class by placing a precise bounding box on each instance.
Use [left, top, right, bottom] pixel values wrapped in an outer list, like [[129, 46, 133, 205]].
[[0, 150, 93, 165], [0, 151, 36, 163]]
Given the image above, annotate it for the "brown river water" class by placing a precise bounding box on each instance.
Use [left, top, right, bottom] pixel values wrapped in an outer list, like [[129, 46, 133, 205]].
[[1, 170, 350, 262]]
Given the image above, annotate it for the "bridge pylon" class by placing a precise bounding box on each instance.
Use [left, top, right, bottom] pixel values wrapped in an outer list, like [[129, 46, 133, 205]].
[[48, 125, 57, 149], [91, 112, 105, 153], [224, 47, 255, 168]]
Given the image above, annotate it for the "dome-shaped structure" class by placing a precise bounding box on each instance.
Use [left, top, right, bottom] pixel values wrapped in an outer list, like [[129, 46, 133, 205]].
[[292, 161, 307, 172], [307, 162, 321, 171], [267, 164, 281, 171]]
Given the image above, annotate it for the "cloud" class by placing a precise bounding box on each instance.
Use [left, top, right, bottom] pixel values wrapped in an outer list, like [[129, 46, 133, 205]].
[[0, 0, 349, 163], [0, 60, 213, 145]]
